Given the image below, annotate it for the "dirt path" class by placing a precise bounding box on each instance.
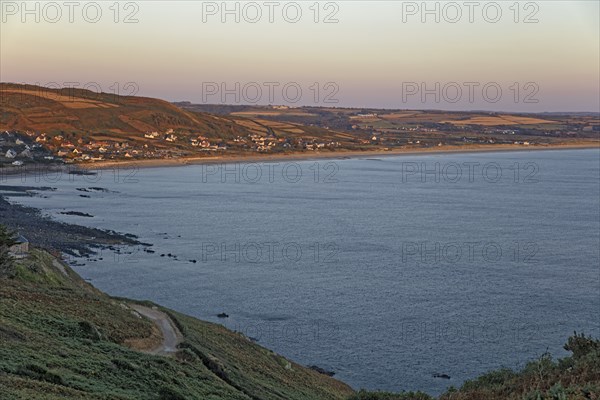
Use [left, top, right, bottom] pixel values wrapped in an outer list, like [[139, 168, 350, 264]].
[[129, 304, 183, 356]]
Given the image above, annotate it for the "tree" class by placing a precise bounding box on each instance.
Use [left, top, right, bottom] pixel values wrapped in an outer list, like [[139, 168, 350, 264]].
[[0, 224, 17, 246], [0, 224, 17, 276]]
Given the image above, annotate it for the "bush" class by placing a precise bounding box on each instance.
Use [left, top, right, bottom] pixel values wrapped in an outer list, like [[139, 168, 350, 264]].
[[564, 332, 600, 359], [158, 387, 187, 400], [78, 321, 103, 341], [348, 390, 434, 400], [0, 224, 17, 277], [16, 364, 64, 386]]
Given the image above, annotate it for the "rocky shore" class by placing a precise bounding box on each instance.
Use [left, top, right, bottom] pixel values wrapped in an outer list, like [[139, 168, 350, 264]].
[[0, 185, 141, 257]]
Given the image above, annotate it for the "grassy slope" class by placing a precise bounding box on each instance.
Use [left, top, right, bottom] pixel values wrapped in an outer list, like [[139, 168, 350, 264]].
[[1, 249, 598, 400], [345, 343, 600, 400], [0, 249, 353, 400]]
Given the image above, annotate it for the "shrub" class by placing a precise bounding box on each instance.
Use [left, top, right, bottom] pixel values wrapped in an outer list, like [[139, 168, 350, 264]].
[[0, 224, 17, 277], [15, 364, 64, 386], [564, 332, 600, 359], [158, 387, 187, 400], [347, 390, 434, 400]]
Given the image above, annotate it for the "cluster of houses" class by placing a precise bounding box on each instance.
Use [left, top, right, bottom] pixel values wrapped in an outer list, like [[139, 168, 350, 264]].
[[239, 134, 339, 152], [143, 130, 225, 151], [33, 132, 176, 162], [0, 131, 56, 167], [144, 128, 178, 142], [2, 126, 348, 166]]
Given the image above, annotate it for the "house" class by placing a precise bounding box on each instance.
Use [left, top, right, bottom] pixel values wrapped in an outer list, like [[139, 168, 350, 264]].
[[144, 132, 159, 139], [19, 149, 33, 159], [9, 235, 29, 258], [5, 149, 17, 158]]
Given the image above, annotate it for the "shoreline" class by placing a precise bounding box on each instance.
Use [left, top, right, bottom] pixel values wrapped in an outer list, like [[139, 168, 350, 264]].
[[77, 142, 599, 171], [0, 186, 142, 257]]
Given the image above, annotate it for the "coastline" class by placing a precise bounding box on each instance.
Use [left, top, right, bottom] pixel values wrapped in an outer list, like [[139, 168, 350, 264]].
[[2, 142, 599, 398], [77, 142, 599, 171]]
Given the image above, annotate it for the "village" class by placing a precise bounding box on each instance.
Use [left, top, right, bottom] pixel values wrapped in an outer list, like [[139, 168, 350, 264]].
[[0, 131, 57, 168], [0, 128, 344, 167], [1, 108, 596, 168]]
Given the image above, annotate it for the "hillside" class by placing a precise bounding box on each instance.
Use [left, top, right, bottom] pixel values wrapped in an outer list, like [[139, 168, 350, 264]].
[[1, 83, 597, 168], [0, 83, 251, 140], [0, 247, 354, 400], [0, 83, 361, 165], [0, 238, 599, 399]]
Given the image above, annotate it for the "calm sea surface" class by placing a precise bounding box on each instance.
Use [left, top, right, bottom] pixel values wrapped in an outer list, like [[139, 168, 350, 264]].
[[5, 149, 600, 395]]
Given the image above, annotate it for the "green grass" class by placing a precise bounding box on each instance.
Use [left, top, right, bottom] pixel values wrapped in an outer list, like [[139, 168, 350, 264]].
[[347, 390, 434, 400], [438, 334, 600, 400], [1, 248, 598, 400], [0, 249, 353, 400]]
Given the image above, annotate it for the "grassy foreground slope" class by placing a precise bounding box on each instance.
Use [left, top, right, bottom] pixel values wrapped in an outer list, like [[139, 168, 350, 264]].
[[1, 245, 598, 400], [0, 248, 353, 400], [345, 335, 600, 400]]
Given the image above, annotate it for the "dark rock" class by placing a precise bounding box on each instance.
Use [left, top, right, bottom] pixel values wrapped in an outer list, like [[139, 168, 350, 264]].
[[308, 365, 335, 377], [60, 211, 93, 218]]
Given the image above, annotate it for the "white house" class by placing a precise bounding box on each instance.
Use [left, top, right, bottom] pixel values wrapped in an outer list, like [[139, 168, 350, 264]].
[[5, 149, 17, 158]]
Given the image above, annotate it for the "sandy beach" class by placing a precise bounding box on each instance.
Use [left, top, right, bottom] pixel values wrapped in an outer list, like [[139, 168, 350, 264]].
[[77, 142, 599, 171]]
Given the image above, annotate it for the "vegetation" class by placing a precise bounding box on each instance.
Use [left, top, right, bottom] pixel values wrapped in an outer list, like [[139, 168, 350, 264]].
[[0, 246, 353, 400], [350, 333, 600, 400], [348, 390, 434, 400], [1, 240, 598, 399], [438, 333, 600, 400], [0, 224, 17, 277]]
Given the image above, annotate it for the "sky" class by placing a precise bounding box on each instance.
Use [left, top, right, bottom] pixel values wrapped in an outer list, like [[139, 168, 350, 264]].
[[1, 0, 599, 111]]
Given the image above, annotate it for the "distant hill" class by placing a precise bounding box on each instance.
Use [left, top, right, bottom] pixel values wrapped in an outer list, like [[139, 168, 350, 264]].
[[0, 83, 352, 148], [1, 84, 596, 167], [0, 83, 252, 140]]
